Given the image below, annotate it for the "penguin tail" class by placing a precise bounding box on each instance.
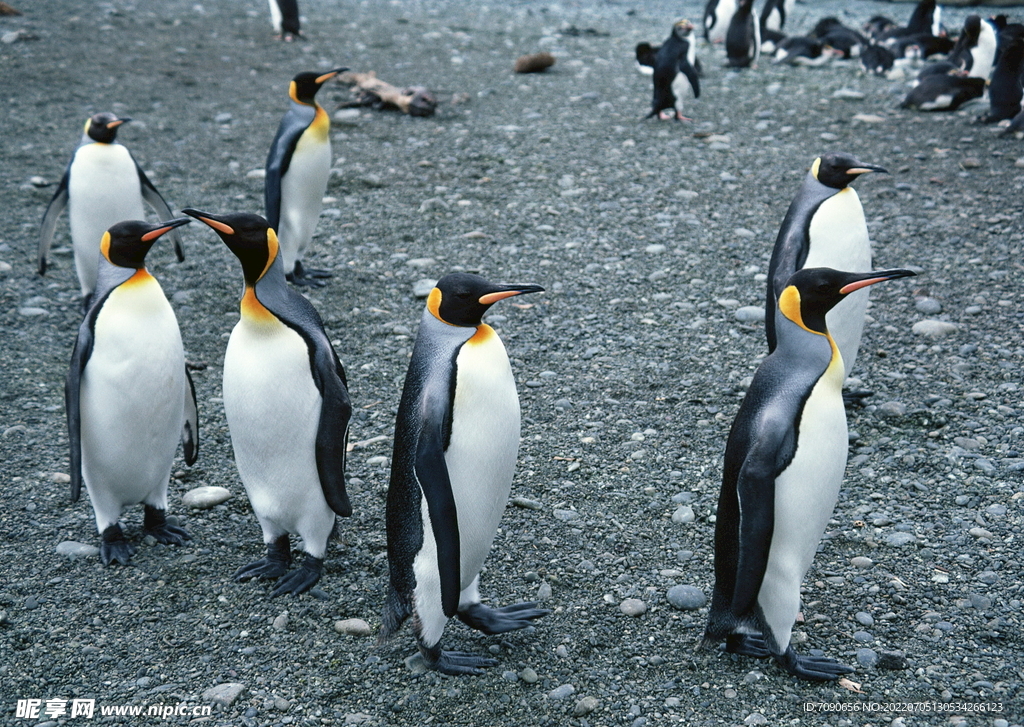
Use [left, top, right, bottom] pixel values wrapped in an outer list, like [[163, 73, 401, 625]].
[[378, 586, 411, 644]]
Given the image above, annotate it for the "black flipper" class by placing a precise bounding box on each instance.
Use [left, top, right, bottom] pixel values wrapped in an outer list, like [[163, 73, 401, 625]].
[[181, 367, 199, 465], [38, 167, 70, 276], [680, 58, 701, 99], [65, 300, 100, 502], [415, 410, 461, 619], [136, 162, 185, 262], [636, 42, 659, 69], [264, 103, 316, 231]]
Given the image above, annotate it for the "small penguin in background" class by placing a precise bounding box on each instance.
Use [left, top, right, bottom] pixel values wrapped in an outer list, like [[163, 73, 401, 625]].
[[765, 153, 886, 393], [703, 266, 916, 681], [638, 20, 701, 120], [901, 73, 986, 111], [947, 16, 998, 81], [760, 0, 793, 34], [704, 0, 737, 44], [726, 0, 760, 68], [39, 112, 184, 309], [980, 31, 1024, 124], [860, 44, 896, 76], [265, 68, 347, 287], [268, 0, 300, 40], [66, 217, 197, 566], [380, 273, 549, 675], [183, 208, 352, 597]]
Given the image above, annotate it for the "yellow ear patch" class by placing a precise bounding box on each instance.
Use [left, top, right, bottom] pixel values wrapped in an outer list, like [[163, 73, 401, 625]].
[[426, 287, 443, 321], [779, 285, 810, 333], [288, 80, 300, 104], [810, 157, 822, 181], [100, 231, 112, 262], [260, 228, 280, 281]]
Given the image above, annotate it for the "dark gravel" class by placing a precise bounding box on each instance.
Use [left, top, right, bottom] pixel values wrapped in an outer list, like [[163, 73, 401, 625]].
[[2, 0, 1023, 725]]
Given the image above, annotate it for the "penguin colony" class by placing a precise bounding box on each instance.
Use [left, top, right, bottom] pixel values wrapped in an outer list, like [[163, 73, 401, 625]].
[[27, 0, 1011, 684]]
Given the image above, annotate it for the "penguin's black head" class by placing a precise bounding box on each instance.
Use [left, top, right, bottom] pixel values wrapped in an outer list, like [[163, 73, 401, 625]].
[[812, 152, 888, 190], [182, 209, 277, 286], [85, 112, 131, 144], [428, 272, 544, 327], [290, 67, 349, 105], [780, 267, 916, 335], [101, 218, 191, 269], [672, 19, 694, 38], [962, 15, 981, 42]]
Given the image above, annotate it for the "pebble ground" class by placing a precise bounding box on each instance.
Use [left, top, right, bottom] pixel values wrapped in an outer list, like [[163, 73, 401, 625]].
[[1, 0, 1023, 725]]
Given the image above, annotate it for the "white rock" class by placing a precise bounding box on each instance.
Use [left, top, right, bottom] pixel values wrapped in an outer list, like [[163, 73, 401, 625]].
[[18, 307, 48, 317], [334, 618, 372, 637], [734, 306, 765, 323], [203, 683, 245, 708], [182, 486, 232, 509], [412, 278, 437, 298], [671, 505, 695, 524], [245, 169, 266, 179], [912, 320, 957, 338], [272, 611, 289, 631], [406, 257, 436, 268], [56, 541, 100, 559], [619, 598, 647, 617], [334, 109, 361, 121]]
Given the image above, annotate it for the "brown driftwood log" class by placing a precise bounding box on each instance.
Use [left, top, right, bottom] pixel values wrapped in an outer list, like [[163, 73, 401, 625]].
[[337, 71, 436, 117]]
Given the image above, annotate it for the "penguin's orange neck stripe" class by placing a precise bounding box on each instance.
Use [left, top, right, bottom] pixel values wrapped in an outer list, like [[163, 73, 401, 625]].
[[121, 269, 153, 288], [241, 287, 276, 323], [467, 324, 495, 345]]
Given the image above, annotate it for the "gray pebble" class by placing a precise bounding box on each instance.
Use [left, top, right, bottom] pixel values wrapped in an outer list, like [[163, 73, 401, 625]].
[[24, 596, 39, 610], [970, 593, 992, 610], [55, 541, 100, 559], [553, 509, 579, 521], [18, 307, 48, 317], [969, 527, 995, 539], [182, 486, 232, 509], [334, 618, 372, 637], [519, 667, 539, 683], [666, 584, 706, 611], [671, 505, 695, 524], [406, 257, 436, 268], [272, 611, 289, 631], [671, 491, 696, 504], [202, 682, 246, 708], [214, 112, 233, 124], [855, 611, 874, 627], [853, 630, 873, 643], [412, 278, 437, 298], [912, 320, 957, 338], [914, 297, 942, 315], [511, 496, 542, 510], [573, 696, 600, 717], [744, 714, 768, 725], [502, 670, 519, 682], [537, 582, 552, 600], [876, 650, 908, 670], [619, 598, 647, 617], [734, 306, 765, 323], [977, 571, 999, 585], [856, 648, 878, 668], [851, 556, 873, 569], [274, 697, 290, 712], [879, 401, 906, 417], [885, 532, 916, 547], [548, 684, 575, 700]]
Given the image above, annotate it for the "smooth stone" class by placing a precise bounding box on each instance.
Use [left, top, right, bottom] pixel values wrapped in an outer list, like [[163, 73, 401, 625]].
[[553, 509, 579, 521], [573, 696, 600, 717], [502, 670, 519, 682], [272, 612, 289, 631], [537, 582, 552, 600], [879, 401, 906, 417], [406, 257, 436, 268], [519, 667, 539, 683], [671, 505, 695, 524], [56, 541, 99, 559], [412, 278, 437, 298], [334, 618, 372, 637], [666, 585, 706, 611], [404, 653, 428, 675], [856, 648, 879, 668], [744, 714, 768, 725], [851, 556, 873, 569], [511, 497, 542, 510], [977, 571, 999, 585], [182, 486, 232, 509], [855, 611, 874, 627], [214, 112, 233, 123], [885, 532, 916, 547], [969, 527, 994, 539], [912, 320, 957, 338], [645, 244, 666, 254], [274, 697, 290, 711], [18, 307, 48, 316], [619, 598, 647, 617], [915, 297, 942, 315], [203, 683, 245, 708], [853, 630, 873, 643], [734, 306, 765, 323], [548, 684, 575, 700], [245, 169, 266, 179]]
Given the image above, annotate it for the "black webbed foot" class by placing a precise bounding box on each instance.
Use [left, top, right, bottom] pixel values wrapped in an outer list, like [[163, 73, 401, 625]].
[[419, 642, 498, 676], [775, 646, 855, 681], [843, 388, 874, 408], [100, 524, 135, 566], [725, 633, 771, 658], [143, 506, 191, 546], [234, 535, 291, 581], [456, 601, 550, 635], [270, 554, 323, 597]]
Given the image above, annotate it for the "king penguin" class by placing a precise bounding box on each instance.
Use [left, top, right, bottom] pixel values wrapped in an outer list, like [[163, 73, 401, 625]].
[[380, 273, 549, 675], [265, 68, 347, 287], [765, 152, 886, 394], [703, 266, 916, 680], [66, 217, 197, 566], [39, 112, 184, 309], [268, 0, 301, 40], [639, 20, 701, 121], [183, 208, 351, 596]]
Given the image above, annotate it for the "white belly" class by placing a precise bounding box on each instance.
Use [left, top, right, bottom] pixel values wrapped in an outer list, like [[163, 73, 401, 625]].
[[707, 0, 737, 43], [80, 275, 184, 525], [446, 329, 521, 587], [804, 188, 872, 378], [223, 314, 329, 534], [672, 73, 692, 112], [278, 136, 331, 269], [757, 359, 847, 651], [68, 144, 145, 296]]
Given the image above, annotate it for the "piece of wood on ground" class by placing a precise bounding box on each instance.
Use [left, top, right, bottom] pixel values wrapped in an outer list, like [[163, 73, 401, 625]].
[[337, 71, 437, 117]]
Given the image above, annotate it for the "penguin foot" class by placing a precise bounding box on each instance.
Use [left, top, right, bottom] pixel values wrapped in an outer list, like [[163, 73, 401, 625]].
[[842, 388, 874, 407], [285, 271, 327, 287], [456, 601, 550, 635], [270, 554, 324, 597], [234, 535, 291, 582], [775, 646, 855, 681], [100, 525, 136, 566], [420, 643, 498, 676], [725, 633, 771, 658], [143, 506, 191, 546]]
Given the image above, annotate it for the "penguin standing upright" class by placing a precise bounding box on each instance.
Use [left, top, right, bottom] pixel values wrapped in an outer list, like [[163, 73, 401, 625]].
[[981, 31, 1024, 123], [726, 0, 761, 68], [265, 68, 346, 287], [948, 16, 998, 80], [765, 153, 886, 389], [183, 208, 352, 596], [703, 266, 916, 680], [39, 112, 184, 308], [380, 273, 549, 675], [704, 0, 737, 44], [638, 20, 701, 121], [66, 218, 197, 565], [268, 0, 301, 40], [760, 0, 793, 33]]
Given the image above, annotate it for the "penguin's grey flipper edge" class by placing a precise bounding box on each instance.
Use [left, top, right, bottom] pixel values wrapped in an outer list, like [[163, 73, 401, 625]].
[[181, 367, 199, 465], [313, 351, 353, 517], [39, 171, 69, 275], [136, 162, 184, 262], [415, 417, 461, 619], [66, 306, 99, 502]]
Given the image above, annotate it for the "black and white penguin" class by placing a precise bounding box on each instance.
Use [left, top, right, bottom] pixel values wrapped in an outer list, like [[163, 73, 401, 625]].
[[765, 153, 886, 386], [863, 15, 898, 41], [639, 20, 701, 120], [39, 112, 184, 308], [704, 0, 737, 44], [881, 0, 942, 41], [183, 208, 352, 596], [760, 0, 793, 34], [703, 266, 916, 681], [981, 31, 1024, 124], [860, 44, 895, 76], [901, 74, 986, 111], [726, 0, 761, 68], [380, 273, 548, 675], [265, 68, 346, 287], [268, 0, 301, 40], [772, 37, 836, 67], [948, 16, 998, 80], [66, 217, 196, 566]]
